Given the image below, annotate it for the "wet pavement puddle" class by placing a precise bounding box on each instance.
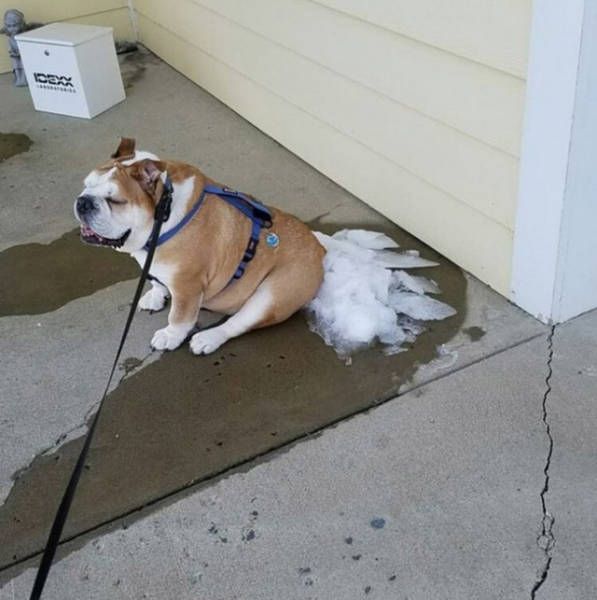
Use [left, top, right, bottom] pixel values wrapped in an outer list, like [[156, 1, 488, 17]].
[[0, 229, 138, 317], [0, 133, 32, 163], [0, 221, 466, 577]]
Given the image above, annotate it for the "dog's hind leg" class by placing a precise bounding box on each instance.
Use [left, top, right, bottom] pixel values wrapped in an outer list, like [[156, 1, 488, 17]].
[[190, 282, 274, 355], [190, 259, 323, 355]]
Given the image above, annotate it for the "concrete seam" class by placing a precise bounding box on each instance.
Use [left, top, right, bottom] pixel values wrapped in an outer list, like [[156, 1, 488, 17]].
[[305, 201, 347, 227], [531, 325, 556, 598]]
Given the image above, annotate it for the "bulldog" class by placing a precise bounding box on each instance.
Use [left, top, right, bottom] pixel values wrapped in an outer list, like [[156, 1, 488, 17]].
[[74, 138, 325, 354]]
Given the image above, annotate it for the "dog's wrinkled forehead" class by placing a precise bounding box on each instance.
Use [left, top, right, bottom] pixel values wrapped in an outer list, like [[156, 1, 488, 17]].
[[83, 150, 159, 197], [83, 167, 119, 196]]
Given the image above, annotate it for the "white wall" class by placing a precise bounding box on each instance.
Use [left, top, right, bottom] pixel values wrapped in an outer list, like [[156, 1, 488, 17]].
[[554, 1, 597, 322], [512, 0, 597, 323]]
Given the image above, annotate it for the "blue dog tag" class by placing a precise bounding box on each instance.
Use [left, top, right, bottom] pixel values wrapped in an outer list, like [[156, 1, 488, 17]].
[[266, 232, 280, 248]]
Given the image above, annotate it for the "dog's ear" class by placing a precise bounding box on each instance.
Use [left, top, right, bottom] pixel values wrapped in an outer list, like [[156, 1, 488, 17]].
[[111, 137, 136, 160], [130, 159, 167, 197]]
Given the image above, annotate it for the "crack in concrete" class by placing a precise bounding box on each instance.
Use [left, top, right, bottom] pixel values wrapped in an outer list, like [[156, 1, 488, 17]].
[[305, 201, 346, 228], [531, 325, 556, 598]]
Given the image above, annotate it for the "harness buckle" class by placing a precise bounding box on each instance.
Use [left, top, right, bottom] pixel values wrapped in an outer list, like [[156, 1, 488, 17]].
[[222, 186, 240, 196]]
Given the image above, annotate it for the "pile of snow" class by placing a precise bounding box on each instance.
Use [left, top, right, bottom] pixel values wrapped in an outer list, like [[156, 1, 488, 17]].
[[306, 229, 456, 358]]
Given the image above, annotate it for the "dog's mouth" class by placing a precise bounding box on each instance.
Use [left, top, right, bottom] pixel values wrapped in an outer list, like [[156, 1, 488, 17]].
[[80, 224, 131, 248]]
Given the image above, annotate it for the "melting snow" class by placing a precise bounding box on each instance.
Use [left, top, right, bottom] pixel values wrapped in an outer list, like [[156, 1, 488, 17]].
[[306, 229, 456, 358]]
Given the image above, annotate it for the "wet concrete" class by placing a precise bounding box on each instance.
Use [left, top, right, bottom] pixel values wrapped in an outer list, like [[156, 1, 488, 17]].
[[2, 332, 552, 600], [0, 221, 466, 572], [120, 49, 160, 90], [0, 229, 138, 317], [462, 325, 486, 342], [0, 133, 32, 163]]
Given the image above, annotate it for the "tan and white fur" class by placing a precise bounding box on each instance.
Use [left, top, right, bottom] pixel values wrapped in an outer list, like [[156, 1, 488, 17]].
[[74, 138, 325, 354]]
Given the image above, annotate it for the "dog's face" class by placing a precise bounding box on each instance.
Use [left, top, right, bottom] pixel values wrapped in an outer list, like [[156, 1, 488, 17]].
[[74, 138, 166, 252]]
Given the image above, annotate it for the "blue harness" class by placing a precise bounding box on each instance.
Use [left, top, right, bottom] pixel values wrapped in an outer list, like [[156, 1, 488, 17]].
[[143, 182, 273, 282]]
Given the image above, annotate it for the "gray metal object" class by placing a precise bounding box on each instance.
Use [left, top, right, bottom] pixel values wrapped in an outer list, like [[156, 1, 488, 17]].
[[1, 9, 42, 87]]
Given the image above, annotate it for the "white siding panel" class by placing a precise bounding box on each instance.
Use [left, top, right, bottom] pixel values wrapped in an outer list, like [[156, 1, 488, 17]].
[[137, 0, 518, 230], [137, 14, 513, 294], [196, 0, 526, 156], [316, 0, 532, 77]]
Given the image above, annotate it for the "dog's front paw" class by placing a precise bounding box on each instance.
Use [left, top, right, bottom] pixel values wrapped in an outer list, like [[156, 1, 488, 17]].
[[151, 326, 186, 351], [139, 289, 168, 312], [190, 328, 229, 355]]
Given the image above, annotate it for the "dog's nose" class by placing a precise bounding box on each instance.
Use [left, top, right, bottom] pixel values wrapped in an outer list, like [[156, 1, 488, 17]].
[[76, 195, 95, 215]]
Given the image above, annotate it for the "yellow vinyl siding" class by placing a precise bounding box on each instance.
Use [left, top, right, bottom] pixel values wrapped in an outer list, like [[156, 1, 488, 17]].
[[138, 0, 518, 231], [196, 0, 526, 157], [136, 12, 515, 293], [136, 0, 529, 294], [66, 8, 134, 42], [315, 0, 531, 78], [0, 0, 134, 73]]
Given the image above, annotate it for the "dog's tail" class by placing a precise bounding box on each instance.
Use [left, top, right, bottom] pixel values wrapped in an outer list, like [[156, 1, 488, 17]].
[[305, 229, 456, 358]]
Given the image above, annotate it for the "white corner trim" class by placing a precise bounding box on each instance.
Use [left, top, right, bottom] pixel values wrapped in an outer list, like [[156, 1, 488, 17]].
[[511, 0, 585, 323], [552, 0, 597, 322], [127, 0, 139, 41]]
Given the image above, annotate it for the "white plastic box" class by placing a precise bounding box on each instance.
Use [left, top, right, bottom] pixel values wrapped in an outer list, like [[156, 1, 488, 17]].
[[15, 23, 126, 119]]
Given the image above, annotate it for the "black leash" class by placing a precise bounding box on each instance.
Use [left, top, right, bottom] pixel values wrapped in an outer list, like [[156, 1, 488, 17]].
[[29, 178, 174, 600]]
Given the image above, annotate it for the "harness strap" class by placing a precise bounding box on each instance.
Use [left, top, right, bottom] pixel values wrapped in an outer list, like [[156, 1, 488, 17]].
[[203, 185, 272, 282], [143, 189, 206, 252], [233, 219, 261, 280], [143, 183, 272, 284], [204, 185, 272, 227]]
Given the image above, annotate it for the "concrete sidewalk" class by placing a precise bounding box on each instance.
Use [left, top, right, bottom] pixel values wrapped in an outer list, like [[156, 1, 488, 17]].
[[3, 313, 597, 599], [1, 47, 594, 599]]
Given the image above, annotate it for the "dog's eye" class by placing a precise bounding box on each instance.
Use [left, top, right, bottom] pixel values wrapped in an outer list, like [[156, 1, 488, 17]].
[[106, 197, 126, 205]]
